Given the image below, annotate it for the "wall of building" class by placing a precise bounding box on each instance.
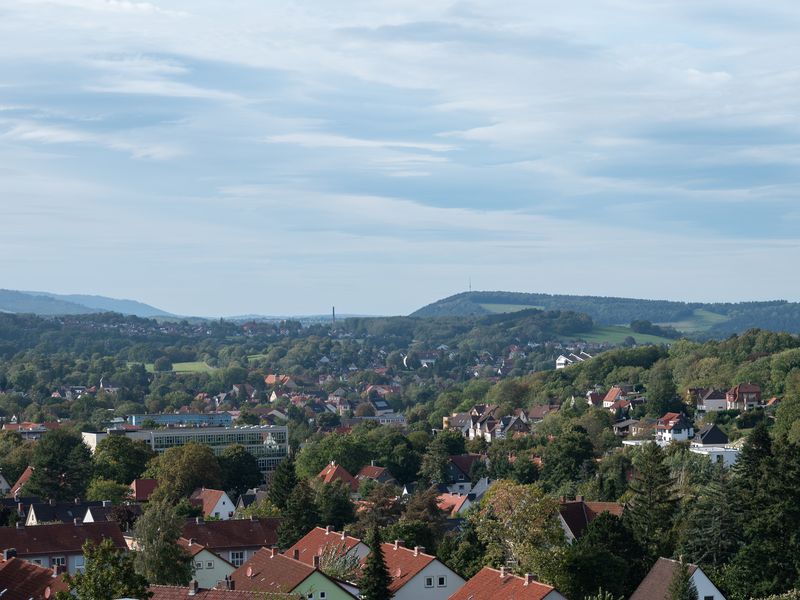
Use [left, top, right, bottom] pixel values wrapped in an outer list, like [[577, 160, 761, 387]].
[[392, 561, 465, 600], [190, 549, 235, 590]]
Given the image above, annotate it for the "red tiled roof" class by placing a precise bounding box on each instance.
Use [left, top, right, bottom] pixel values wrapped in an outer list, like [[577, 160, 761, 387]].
[[379, 542, 435, 593], [318, 462, 358, 492], [149, 585, 298, 600], [178, 537, 211, 559], [190, 488, 226, 518], [230, 548, 314, 593], [181, 518, 280, 552], [0, 522, 127, 556], [0, 557, 68, 600], [130, 478, 159, 502], [448, 567, 559, 600], [355, 465, 389, 480], [558, 499, 624, 539], [603, 386, 624, 403], [285, 527, 364, 566], [436, 493, 469, 518], [629, 557, 698, 600], [11, 466, 34, 496]]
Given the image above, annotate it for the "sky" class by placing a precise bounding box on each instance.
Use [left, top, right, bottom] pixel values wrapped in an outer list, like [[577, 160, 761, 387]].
[[2, 0, 800, 317]]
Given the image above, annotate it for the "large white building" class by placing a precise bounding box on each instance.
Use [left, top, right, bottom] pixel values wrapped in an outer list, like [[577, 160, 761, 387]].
[[82, 424, 289, 478]]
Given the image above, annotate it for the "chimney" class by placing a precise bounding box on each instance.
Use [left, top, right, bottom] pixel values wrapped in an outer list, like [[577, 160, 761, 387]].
[[189, 538, 196, 546], [73, 518, 82, 526], [74, 497, 81, 505], [414, 546, 425, 556], [524, 574, 536, 586], [102, 500, 112, 508], [227, 579, 235, 591], [393, 539, 402, 550], [499, 566, 507, 578], [340, 531, 345, 540], [49, 498, 56, 506], [188, 580, 199, 596], [313, 555, 320, 568], [3, 548, 17, 560], [195, 517, 203, 524], [249, 515, 256, 522], [575, 495, 584, 502], [15, 522, 23, 530], [325, 525, 331, 534], [270, 548, 277, 557], [290, 549, 299, 560]]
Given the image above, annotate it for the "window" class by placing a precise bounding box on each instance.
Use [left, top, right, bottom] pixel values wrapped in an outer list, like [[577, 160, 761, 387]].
[[704, 597, 714, 600], [52, 557, 66, 567], [437, 576, 447, 587], [230, 551, 245, 567], [32, 559, 42, 566], [206, 561, 214, 569], [195, 561, 204, 569], [425, 577, 434, 588], [75, 556, 85, 573], [319, 593, 326, 599]]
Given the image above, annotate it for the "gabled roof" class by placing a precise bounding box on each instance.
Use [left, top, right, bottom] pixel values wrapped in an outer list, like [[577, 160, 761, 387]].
[[0, 557, 68, 600], [318, 462, 358, 492], [603, 386, 625, 403], [84, 503, 143, 523], [694, 423, 729, 446], [558, 498, 624, 540], [436, 493, 470, 518], [130, 478, 159, 502], [355, 465, 393, 481], [190, 488, 227, 518], [11, 466, 34, 496], [379, 542, 436, 593], [149, 585, 299, 600], [181, 518, 280, 551], [0, 522, 127, 556], [28, 501, 103, 524], [231, 548, 316, 593], [285, 527, 364, 566], [728, 383, 761, 395], [629, 557, 699, 600], [448, 454, 482, 478], [701, 388, 726, 401], [448, 567, 559, 600]]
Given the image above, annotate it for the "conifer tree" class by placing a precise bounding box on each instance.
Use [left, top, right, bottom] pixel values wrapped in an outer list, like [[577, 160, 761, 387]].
[[624, 443, 678, 560], [667, 558, 698, 600], [277, 480, 319, 548], [359, 527, 393, 600], [269, 454, 297, 511]]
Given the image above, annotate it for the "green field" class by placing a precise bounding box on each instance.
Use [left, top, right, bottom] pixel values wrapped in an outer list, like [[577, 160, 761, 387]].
[[660, 308, 730, 333], [562, 325, 675, 345], [136, 361, 218, 373], [478, 303, 543, 313]]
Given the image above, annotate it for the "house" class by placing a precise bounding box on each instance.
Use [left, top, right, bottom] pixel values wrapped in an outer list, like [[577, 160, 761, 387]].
[[318, 462, 359, 493], [191, 488, 235, 521], [0, 473, 10, 496], [355, 464, 396, 486], [0, 521, 127, 574], [692, 424, 729, 447], [130, 478, 159, 502], [558, 497, 624, 543], [178, 537, 235, 590], [602, 386, 630, 409], [149, 582, 299, 600], [235, 489, 269, 513], [689, 445, 741, 467], [527, 404, 559, 423], [448, 566, 567, 600], [436, 493, 471, 518], [655, 412, 694, 444], [286, 527, 371, 568], [83, 503, 142, 530], [181, 517, 280, 568], [25, 500, 104, 526], [630, 557, 726, 600], [613, 418, 639, 436], [442, 412, 472, 436], [444, 455, 483, 490], [231, 547, 358, 599], [726, 383, 761, 411], [379, 540, 465, 600], [367, 397, 394, 416], [696, 389, 727, 413], [556, 351, 592, 370], [0, 555, 68, 600]]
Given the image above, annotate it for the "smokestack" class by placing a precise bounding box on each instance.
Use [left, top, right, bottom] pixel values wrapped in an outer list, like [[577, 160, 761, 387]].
[[524, 574, 536, 586], [293, 549, 300, 560], [313, 555, 320, 568]]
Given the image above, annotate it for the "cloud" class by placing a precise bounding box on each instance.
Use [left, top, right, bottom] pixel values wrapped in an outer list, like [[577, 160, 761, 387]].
[[265, 132, 454, 152]]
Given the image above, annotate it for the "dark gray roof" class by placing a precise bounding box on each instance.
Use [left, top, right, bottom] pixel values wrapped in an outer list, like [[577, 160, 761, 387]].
[[694, 423, 729, 445], [28, 501, 103, 523]]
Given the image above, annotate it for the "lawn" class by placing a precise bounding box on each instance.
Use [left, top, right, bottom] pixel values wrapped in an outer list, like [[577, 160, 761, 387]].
[[660, 308, 730, 333], [136, 361, 218, 373], [562, 325, 675, 345], [478, 303, 544, 313]]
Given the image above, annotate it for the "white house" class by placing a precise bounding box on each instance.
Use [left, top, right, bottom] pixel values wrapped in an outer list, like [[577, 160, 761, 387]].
[[178, 537, 235, 590], [655, 412, 694, 445], [381, 541, 465, 600], [190, 488, 235, 521], [689, 446, 740, 467], [630, 557, 726, 600]]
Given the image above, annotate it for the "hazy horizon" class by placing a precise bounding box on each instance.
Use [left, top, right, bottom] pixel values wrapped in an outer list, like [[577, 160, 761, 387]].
[[2, 1, 799, 316]]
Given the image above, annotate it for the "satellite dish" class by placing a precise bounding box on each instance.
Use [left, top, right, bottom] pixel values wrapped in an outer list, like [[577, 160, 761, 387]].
[[246, 566, 253, 578]]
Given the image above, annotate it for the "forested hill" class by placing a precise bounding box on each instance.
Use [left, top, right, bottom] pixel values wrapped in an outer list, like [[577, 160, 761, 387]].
[[412, 291, 800, 337], [0, 289, 173, 318]]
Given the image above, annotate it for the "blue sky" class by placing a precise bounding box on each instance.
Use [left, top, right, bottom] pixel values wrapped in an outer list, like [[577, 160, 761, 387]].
[[2, 0, 799, 316]]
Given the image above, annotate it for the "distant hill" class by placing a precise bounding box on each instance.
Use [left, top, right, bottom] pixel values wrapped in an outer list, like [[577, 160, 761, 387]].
[[0, 289, 173, 318], [412, 291, 800, 337]]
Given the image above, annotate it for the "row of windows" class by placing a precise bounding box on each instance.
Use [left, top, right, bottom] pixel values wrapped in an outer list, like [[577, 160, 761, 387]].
[[424, 575, 448, 588], [195, 560, 215, 569]]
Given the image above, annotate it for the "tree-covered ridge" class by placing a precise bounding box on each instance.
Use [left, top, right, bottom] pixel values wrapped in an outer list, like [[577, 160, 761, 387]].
[[412, 291, 800, 336]]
